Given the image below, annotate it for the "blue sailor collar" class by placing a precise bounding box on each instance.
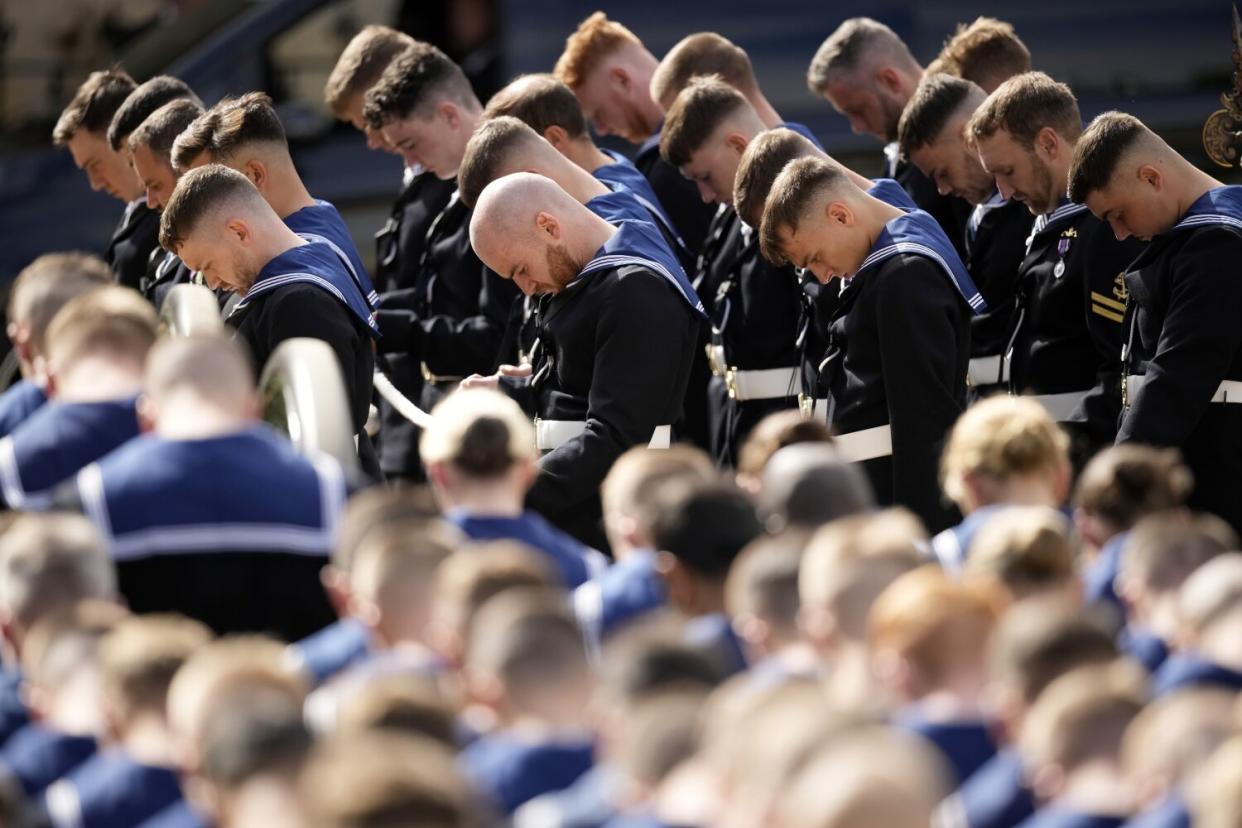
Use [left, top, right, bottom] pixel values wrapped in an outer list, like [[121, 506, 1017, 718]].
[[1031, 198, 1089, 237], [574, 220, 707, 317], [777, 121, 824, 150], [229, 242, 381, 336], [285, 200, 381, 309], [856, 209, 987, 314], [595, 149, 687, 250], [1172, 185, 1242, 233]]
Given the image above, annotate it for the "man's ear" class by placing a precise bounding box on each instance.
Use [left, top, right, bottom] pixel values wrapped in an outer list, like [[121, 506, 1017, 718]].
[[1035, 126, 1061, 160], [535, 210, 562, 240], [610, 66, 632, 93], [136, 393, 158, 433], [874, 66, 903, 96], [543, 125, 570, 150], [724, 130, 750, 156], [1137, 163, 1163, 191], [1029, 762, 1067, 804], [243, 159, 265, 189], [320, 565, 351, 617], [440, 101, 462, 130], [225, 217, 250, 245], [825, 200, 854, 226]]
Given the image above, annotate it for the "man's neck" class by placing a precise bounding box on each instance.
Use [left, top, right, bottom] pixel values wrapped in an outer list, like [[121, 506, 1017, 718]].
[[119, 713, 180, 768], [53, 359, 143, 403], [266, 170, 317, 220], [748, 92, 783, 130], [154, 398, 253, 441], [862, 194, 905, 246], [1052, 760, 1135, 818], [571, 140, 615, 173], [574, 214, 619, 263], [440, 482, 525, 518], [559, 160, 611, 204], [1171, 159, 1227, 221]]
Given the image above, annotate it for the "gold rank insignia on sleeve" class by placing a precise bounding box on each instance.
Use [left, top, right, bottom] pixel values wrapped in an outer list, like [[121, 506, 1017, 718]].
[[1091, 272, 1128, 322]]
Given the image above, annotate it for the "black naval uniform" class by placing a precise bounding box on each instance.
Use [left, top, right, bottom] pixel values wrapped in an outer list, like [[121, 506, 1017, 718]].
[[104, 199, 162, 293], [963, 193, 1035, 396], [697, 207, 801, 466], [1118, 186, 1242, 535], [816, 209, 983, 532], [375, 189, 522, 414], [502, 221, 704, 547], [372, 168, 455, 480], [1004, 202, 1145, 465], [884, 146, 973, 261], [635, 130, 716, 256], [227, 242, 380, 475], [143, 251, 196, 309]]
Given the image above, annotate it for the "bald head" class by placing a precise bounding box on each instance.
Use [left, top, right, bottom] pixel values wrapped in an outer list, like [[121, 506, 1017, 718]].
[[469, 172, 610, 296], [145, 334, 256, 421]]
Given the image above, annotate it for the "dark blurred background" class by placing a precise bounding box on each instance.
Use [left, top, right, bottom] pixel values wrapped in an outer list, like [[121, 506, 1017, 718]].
[[0, 0, 1235, 282]]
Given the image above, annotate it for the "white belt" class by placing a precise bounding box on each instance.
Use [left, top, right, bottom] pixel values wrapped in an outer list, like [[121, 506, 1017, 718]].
[[535, 419, 671, 451], [1029, 390, 1089, 422], [968, 355, 1006, 387], [1125, 375, 1242, 405], [726, 366, 799, 401], [834, 424, 892, 462], [797, 396, 830, 418]]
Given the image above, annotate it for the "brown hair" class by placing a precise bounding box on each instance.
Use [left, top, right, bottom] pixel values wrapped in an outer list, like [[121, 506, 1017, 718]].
[[483, 74, 589, 139], [362, 41, 477, 130], [456, 116, 540, 208], [53, 69, 136, 145], [1020, 660, 1146, 772], [44, 285, 159, 374], [987, 597, 1117, 706], [659, 75, 749, 168], [736, 408, 834, 479], [170, 109, 218, 172], [807, 17, 919, 94], [1121, 512, 1236, 596], [8, 252, 112, 356], [896, 73, 984, 159], [1067, 111, 1150, 203], [966, 507, 1077, 600], [100, 614, 213, 725], [933, 17, 1031, 91], [651, 32, 758, 106], [759, 156, 851, 265], [967, 71, 1083, 148], [553, 11, 643, 90], [324, 25, 416, 117], [1074, 445, 1192, 531], [107, 75, 200, 151], [201, 92, 289, 161], [159, 163, 265, 251], [128, 98, 205, 162], [733, 128, 823, 229]]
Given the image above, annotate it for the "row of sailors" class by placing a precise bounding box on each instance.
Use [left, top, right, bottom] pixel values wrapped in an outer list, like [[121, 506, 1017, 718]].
[[42, 15, 1242, 549]]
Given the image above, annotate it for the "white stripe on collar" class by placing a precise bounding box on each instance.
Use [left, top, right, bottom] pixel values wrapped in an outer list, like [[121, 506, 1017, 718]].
[[1172, 213, 1242, 232], [856, 241, 985, 310]]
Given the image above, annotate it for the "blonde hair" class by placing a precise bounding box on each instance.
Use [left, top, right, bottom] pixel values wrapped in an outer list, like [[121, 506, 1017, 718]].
[[868, 565, 1003, 687], [553, 11, 643, 90], [941, 396, 1069, 507], [419, 389, 535, 476], [44, 285, 159, 375], [966, 506, 1077, 600]]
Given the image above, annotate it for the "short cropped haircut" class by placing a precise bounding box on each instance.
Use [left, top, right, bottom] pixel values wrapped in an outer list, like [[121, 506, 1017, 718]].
[[600, 446, 716, 540], [967, 70, 1083, 148], [420, 387, 536, 475], [203, 92, 288, 160], [1120, 512, 1236, 597], [362, 42, 476, 130], [324, 25, 416, 117], [301, 732, 472, 828], [966, 507, 1077, 600], [128, 99, 205, 161], [807, 17, 918, 94], [758, 444, 874, 532], [896, 74, 985, 159], [933, 17, 1031, 90], [466, 591, 588, 694], [22, 600, 126, 688], [456, 116, 541, 209], [100, 614, 212, 725], [651, 481, 763, 578], [733, 128, 823, 229], [349, 518, 459, 609], [725, 532, 806, 634], [336, 674, 457, 748], [483, 74, 589, 139], [201, 684, 312, 789], [169, 109, 218, 172], [1021, 660, 1146, 772], [736, 409, 834, 480], [1067, 111, 1149, 203], [107, 75, 200, 151], [1074, 444, 1192, 531], [553, 11, 643, 90], [987, 597, 1117, 706], [940, 396, 1069, 508], [1178, 553, 1242, 636], [53, 69, 136, 145], [330, 488, 439, 575], [651, 32, 758, 106], [760, 156, 852, 265], [159, 163, 265, 251], [432, 542, 560, 652], [8, 252, 111, 356], [44, 285, 159, 374], [0, 513, 115, 632], [660, 75, 749, 168], [144, 335, 254, 410]]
